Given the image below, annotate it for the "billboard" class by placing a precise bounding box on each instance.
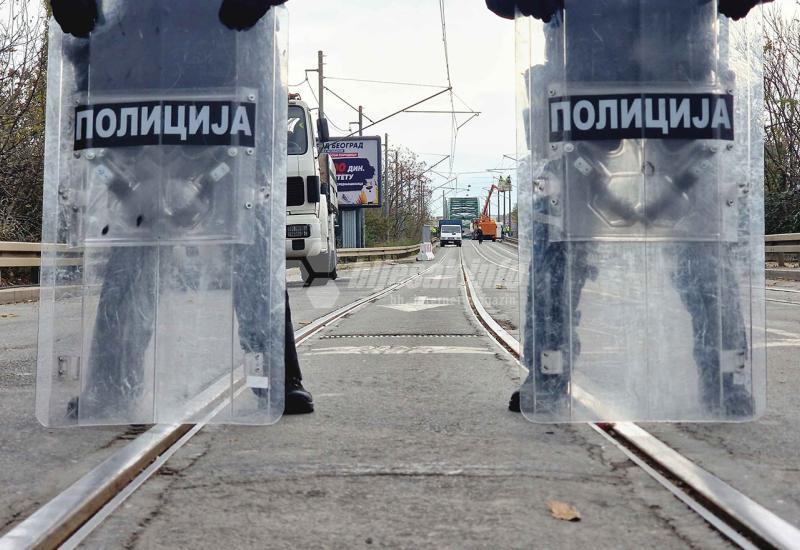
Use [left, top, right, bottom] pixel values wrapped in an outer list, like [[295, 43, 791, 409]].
[[322, 136, 382, 209]]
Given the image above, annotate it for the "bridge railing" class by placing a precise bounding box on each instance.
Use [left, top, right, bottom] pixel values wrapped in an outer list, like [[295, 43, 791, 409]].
[[3, 234, 795, 270], [765, 234, 800, 267]]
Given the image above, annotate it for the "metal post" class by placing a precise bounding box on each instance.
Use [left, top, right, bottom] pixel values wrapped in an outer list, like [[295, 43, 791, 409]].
[[509, 183, 513, 234], [317, 51, 325, 120], [443, 190, 446, 219], [383, 134, 389, 216], [502, 190, 506, 232], [496, 183, 500, 229], [358, 106, 363, 136]]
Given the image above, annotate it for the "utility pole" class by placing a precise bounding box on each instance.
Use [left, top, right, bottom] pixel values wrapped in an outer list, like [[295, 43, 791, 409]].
[[358, 106, 364, 136], [383, 134, 389, 217], [443, 190, 447, 219], [508, 178, 513, 233], [496, 179, 500, 225], [395, 151, 400, 208], [317, 50, 325, 120], [502, 188, 506, 230]]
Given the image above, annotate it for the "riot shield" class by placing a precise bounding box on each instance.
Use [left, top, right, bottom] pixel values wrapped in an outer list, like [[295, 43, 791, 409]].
[[37, 1, 288, 426], [516, 0, 766, 422]]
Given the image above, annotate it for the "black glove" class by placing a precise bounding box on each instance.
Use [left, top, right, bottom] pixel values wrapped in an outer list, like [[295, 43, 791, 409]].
[[486, 0, 563, 22], [518, 0, 564, 22], [718, 0, 773, 20], [49, 0, 98, 38], [219, 0, 287, 31]]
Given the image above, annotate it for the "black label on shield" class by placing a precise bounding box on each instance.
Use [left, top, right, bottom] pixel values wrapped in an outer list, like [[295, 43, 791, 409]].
[[74, 100, 256, 150], [548, 93, 734, 142]]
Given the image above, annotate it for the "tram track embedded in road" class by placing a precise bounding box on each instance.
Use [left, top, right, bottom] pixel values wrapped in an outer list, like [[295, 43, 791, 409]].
[[459, 248, 800, 550], [0, 252, 452, 550]]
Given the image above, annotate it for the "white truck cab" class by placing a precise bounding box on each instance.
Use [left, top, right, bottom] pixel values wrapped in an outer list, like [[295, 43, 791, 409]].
[[286, 95, 338, 284], [439, 222, 463, 247]]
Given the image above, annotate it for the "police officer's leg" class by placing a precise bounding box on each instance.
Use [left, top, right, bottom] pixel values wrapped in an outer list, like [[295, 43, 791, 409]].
[[79, 246, 158, 419], [718, 246, 752, 415], [284, 290, 302, 381], [233, 238, 313, 414], [672, 243, 751, 416], [511, 194, 594, 412]]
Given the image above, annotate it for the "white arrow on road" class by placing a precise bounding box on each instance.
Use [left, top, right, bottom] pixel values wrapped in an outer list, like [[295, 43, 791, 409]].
[[380, 296, 449, 313]]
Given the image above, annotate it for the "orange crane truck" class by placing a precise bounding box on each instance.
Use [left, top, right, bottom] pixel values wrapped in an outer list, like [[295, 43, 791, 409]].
[[475, 185, 499, 242]]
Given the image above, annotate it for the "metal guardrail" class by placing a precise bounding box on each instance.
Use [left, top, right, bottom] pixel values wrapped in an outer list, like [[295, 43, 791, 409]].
[[0, 242, 49, 268], [0, 241, 428, 271], [3, 234, 794, 268], [765, 234, 800, 267], [338, 244, 421, 261]]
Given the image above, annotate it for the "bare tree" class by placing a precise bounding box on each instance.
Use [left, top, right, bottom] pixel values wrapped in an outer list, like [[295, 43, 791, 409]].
[[366, 146, 433, 246], [0, 0, 47, 242], [763, 2, 800, 233]]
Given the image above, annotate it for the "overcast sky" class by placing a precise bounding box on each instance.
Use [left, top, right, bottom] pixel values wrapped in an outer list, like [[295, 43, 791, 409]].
[[284, 0, 799, 215], [284, 0, 517, 214]]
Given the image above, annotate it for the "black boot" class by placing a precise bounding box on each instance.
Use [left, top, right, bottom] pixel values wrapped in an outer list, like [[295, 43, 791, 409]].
[[509, 390, 521, 412], [285, 377, 314, 415], [67, 396, 80, 419], [723, 375, 754, 418], [508, 373, 569, 413]]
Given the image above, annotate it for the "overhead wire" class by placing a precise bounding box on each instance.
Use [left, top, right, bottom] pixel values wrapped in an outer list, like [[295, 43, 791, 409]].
[[304, 79, 348, 132], [438, 0, 458, 180], [325, 76, 449, 89]]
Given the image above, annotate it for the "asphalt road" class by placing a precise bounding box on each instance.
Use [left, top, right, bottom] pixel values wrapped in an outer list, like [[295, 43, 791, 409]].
[[3, 244, 795, 547], [0, 259, 424, 538], [461, 239, 800, 529], [78, 247, 728, 548]]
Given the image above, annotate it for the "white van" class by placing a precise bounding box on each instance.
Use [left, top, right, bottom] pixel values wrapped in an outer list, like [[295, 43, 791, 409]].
[[286, 95, 338, 284]]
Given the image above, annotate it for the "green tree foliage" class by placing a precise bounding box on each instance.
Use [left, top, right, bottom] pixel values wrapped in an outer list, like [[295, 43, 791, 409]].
[[0, 1, 48, 242], [763, 5, 800, 234]]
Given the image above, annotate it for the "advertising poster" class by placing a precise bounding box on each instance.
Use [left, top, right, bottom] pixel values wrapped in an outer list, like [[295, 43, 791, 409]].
[[322, 136, 382, 209]]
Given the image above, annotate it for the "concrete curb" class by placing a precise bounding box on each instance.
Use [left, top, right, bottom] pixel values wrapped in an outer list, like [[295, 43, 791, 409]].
[[766, 269, 800, 281], [3, 265, 792, 305], [0, 286, 39, 305]]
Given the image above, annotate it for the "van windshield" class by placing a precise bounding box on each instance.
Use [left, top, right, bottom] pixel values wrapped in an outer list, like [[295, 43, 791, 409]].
[[288, 105, 308, 155], [442, 225, 461, 233]]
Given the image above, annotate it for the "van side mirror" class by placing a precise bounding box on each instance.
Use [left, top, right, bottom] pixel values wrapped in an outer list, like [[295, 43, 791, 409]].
[[317, 118, 330, 143]]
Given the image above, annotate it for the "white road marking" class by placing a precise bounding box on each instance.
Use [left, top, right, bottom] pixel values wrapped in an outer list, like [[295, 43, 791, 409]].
[[765, 340, 800, 349], [425, 275, 456, 280], [380, 303, 448, 312], [767, 327, 800, 339], [381, 296, 451, 312], [467, 242, 520, 272], [304, 346, 494, 356]]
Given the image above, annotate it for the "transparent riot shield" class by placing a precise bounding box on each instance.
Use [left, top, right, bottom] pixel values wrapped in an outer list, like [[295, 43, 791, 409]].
[[516, 0, 766, 422], [37, 1, 288, 427]]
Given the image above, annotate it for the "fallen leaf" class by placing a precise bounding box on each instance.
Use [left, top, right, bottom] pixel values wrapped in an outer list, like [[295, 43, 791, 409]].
[[1, 313, 18, 319], [495, 284, 506, 289], [547, 500, 581, 522], [299, 321, 311, 326]]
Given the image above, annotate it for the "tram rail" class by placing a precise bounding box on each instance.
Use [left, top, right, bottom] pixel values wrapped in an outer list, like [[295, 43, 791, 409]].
[[0, 255, 447, 550], [459, 248, 800, 549]]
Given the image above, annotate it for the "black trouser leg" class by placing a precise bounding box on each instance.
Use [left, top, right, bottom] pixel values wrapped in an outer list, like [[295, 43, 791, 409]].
[[285, 290, 302, 381], [83, 246, 157, 419]]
